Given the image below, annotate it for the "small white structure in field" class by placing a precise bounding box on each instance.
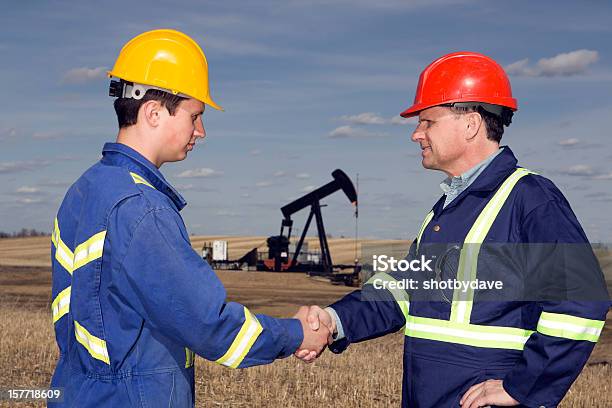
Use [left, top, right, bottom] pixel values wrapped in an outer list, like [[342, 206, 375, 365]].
[[212, 240, 228, 261]]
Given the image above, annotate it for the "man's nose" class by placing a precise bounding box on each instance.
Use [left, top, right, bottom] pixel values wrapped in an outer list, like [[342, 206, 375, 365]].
[[194, 117, 206, 139], [411, 127, 423, 143]]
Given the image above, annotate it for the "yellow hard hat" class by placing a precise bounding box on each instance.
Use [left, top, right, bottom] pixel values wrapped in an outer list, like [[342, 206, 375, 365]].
[[108, 29, 222, 110]]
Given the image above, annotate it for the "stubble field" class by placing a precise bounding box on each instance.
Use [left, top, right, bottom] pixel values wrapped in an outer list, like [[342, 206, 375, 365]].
[[0, 236, 611, 407]]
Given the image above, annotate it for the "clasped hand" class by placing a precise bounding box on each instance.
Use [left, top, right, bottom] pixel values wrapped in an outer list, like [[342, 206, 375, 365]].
[[293, 305, 336, 363]]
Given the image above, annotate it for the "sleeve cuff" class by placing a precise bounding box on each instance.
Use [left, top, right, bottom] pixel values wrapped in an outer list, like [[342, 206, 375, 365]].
[[325, 307, 346, 340], [277, 318, 303, 356]]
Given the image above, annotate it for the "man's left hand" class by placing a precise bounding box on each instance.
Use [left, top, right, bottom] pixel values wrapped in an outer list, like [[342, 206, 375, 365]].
[[460, 379, 519, 408]]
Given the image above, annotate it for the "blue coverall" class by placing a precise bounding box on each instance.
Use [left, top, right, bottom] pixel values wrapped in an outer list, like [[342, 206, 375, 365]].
[[328, 147, 610, 407], [49, 143, 303, 407]]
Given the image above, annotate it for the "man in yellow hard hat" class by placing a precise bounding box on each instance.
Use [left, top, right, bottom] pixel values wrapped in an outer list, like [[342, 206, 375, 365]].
[[49, 29, 329, 407]]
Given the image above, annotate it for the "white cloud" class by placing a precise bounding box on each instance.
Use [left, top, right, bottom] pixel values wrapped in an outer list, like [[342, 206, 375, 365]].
[[273, 170, 286, 177], [249, 149, 262, 156], [561, 165, 594, 176], [338, 113, 415, 126], [62, 66, 108, 84], [328, 125, 384, 139], [16, 186, 40, 194], [593, 172, 612, 180], [16, 197, 42, 205], [0, 160, 49, 174], [390, 115, 417, 125], [340, 112, 386, 125], [559, 138, 580, 146], [296, 173, 310, 179], [506, 50, 599, 77], [255, 181, 273, 187], [176, 168, 223, 178], [32, 130, 65, 140], [301, 185, 316, 192]]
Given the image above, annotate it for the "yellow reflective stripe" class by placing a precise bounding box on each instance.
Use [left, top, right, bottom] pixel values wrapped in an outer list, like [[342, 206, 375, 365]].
[[52, 218, 74, 274], [130, 172, 156, 189], [73, 231, 106, 271], [216, 307, 263, 369], [74, 320, 110, 364], [52, 218, 106, 274], [185, 348, 195, 368], [51, 286, 71, 323], [405, 315, 534, 351], [416, 211, 434, 253], [537, 312, 604, 342], [366, 272, 410, 319], [450, 168, 532, 324]]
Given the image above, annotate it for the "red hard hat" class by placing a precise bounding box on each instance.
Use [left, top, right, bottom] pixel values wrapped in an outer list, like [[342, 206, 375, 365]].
[[400, 52, 517, 118]]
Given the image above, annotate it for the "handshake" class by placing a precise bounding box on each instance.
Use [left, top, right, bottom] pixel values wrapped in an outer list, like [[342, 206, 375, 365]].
[[293, 306, 336, 363]]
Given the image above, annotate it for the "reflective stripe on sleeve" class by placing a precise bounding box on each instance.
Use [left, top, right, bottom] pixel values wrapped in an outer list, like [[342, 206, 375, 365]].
[[405, 315, 534, 350], [130, 172, 156, 189], [216, 307, 263, 369], [51, 286, 71, 323], [74, 320, 110, 364], [52, 218, 106, 274], [537, 311, 604, 342], [52, 218, 74, 273], [416, 211, 434, 253], [366, 272, 410, 320], [73, 231, 106, 271], [185, 348, 195, 368]]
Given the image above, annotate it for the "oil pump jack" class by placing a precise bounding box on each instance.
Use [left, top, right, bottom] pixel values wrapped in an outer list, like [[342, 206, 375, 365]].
[[257, 169, 360, 285]]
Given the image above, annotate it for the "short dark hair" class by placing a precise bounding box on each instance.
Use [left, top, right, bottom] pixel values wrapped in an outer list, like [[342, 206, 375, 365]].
[[113, 89, 186, 128], [449, 104, 513, 143]]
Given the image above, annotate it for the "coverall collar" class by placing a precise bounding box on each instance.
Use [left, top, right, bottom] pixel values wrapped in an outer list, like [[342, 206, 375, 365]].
[[102, 142, 187, 211], [436, 145, 519, 213]]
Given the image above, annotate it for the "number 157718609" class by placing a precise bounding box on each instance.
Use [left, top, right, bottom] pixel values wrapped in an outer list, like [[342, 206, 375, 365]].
[[2, 388, 63, 402]]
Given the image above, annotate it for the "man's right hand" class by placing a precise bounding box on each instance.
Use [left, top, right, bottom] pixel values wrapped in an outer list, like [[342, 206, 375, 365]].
[[293, 305, 336, 363]]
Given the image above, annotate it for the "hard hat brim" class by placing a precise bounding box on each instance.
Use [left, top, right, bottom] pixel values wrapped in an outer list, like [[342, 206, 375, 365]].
[[108, 71, 224, 111], [400, 97, 517, 118]]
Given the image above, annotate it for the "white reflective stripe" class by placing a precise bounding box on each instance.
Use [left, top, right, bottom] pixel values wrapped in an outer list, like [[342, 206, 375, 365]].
[[464, 169, 530, 244], [216, 308, 263, 369], [405, 316, 533, 350], [366, 272, 410, 320], [51, 286, 71, 323], [73, 231, 106, 271], [538, 319, 601, 337], [537, 312, 604, 342], [52, 218, 74, 273], [52, 218, 106, 273], [130, 172, 156, 189], [74, 320, 110, 364], [450, 168, 532, 324], [416, 211, 434, 252]]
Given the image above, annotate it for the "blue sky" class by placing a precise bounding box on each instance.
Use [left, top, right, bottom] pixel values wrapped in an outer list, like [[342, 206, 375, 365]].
[[1, 1, 611, 241]]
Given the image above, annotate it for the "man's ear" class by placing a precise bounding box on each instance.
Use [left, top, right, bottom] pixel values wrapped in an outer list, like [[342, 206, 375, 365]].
[[140, 100, 163, 127], [465, 111, 483, 141]]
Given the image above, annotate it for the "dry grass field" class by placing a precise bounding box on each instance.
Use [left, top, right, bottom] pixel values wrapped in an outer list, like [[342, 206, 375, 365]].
[[1, 236, 611, 407]]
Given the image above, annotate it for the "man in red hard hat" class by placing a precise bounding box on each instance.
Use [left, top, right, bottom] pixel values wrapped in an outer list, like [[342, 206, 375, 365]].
[[294, 52, 610, 407]]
